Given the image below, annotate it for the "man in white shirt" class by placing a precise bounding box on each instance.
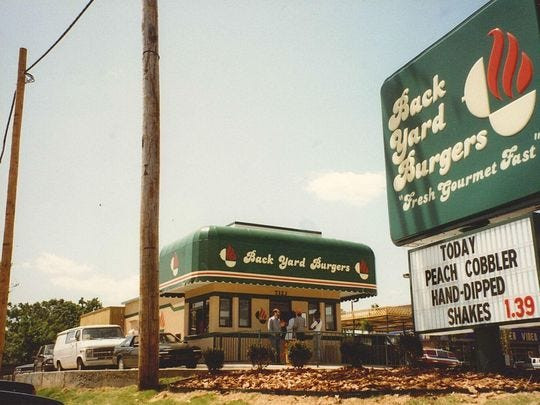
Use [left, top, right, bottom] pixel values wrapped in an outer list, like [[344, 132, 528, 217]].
[[310, 311, 322, 363]]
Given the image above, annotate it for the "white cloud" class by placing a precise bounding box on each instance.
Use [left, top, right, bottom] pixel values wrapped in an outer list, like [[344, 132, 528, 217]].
[[306, 171, 386, 206], [21, 253, 138, 306]]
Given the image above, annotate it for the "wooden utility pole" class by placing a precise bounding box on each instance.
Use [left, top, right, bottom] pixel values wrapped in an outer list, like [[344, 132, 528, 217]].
[[139, 0, 160, 390], [0, 48, 27, 370]]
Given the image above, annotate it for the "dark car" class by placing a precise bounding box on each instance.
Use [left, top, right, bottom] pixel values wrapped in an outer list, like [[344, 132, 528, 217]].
[[113, 333, 202, 369], [34, 344, 55, 372]]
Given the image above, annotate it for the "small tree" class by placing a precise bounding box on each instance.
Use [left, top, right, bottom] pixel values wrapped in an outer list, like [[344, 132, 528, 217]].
[[287, 341, 312, 368], [358, 320, 374, 334], [202, 348, 224, 372], [247, 344, 274, 370]]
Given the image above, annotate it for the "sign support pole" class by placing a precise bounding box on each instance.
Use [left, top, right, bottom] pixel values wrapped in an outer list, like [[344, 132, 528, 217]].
[[139, 0, 160, 390], [0, 48, 27, 370], [474, 324, 505, 372]]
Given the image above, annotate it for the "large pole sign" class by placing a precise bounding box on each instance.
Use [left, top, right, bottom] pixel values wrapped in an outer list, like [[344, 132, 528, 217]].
[[409, 215, 540, 333], [381, 0, 540, 245]]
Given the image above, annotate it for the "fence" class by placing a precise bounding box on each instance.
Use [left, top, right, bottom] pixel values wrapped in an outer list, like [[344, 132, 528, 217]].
[[187, 331, 404, 366]]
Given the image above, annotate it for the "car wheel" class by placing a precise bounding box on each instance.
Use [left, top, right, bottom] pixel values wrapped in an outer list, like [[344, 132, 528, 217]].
[[77, 358, 86, 370], [56, 361, 63, 371], [117, 357, 125, 370]]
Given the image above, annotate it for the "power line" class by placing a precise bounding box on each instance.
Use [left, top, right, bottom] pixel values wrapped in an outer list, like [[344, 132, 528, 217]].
[[0, 92, 16, 165], [26, 0, 96, 73], [1, 0, 95, 164]]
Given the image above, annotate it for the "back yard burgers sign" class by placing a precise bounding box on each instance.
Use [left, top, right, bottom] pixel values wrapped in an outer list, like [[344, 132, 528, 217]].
[[409, 215, 540, 333], [381, 0, 540, 245]]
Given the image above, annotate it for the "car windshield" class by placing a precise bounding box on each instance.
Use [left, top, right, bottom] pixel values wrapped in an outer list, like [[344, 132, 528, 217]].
[[82, 327, 123, 340], [43, 345, 54, 355], [160, 333, 180, 344]]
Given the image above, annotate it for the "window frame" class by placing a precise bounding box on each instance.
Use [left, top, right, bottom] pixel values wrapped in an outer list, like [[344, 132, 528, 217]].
[[238, 297, 251, 328], [188, 297, 210, 335], [324, 302, 337, 331], [219, 296, 233, 328], [308, 301, 320, 328]]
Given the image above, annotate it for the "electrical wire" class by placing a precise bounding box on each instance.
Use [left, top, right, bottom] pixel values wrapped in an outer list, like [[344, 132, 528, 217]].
[[0, 91, 16, 164], [25, 0, 96, 73], [1, 0, 95, 164]]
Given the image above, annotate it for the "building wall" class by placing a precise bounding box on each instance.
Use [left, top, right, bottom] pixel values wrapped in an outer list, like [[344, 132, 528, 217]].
[[181, 282, 341, 337], [80, 307, 125, 331], [123, 296, 185, 337]]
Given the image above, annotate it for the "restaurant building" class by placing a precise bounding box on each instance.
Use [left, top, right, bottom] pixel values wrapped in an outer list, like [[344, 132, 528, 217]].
[[122, 222, 377, 355]]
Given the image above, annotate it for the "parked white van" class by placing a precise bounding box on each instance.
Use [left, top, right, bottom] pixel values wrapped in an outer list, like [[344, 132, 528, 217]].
[[53, 325, 125, 370]]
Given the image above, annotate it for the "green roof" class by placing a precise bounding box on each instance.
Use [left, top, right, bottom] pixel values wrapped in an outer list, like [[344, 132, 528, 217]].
[[159, 225, 376, 301]]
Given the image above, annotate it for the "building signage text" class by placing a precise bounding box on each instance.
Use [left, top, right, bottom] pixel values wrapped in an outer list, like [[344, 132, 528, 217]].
[[409, 216, 540, 333]]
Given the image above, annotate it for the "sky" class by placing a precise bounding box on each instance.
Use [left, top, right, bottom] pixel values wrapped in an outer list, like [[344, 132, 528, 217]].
[[0, 0, 490, 310]]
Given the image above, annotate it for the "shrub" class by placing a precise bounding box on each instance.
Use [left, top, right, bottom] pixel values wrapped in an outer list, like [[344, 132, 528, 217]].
[[247, 344, 274, 370], [202, 348, 224, 372], [340, 340, 368, 368], [287, 341, 312, 368], [396, 333, 423, 367]]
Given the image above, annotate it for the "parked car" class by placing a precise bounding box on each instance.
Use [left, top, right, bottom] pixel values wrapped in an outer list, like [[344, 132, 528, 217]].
[[113, 333, 202, 369], [34, 344, 55, 372], [13, 363, 34, 375], [420, 348, 462, 367], [0, 380, 63, 404], [53, 325, 125, 370]]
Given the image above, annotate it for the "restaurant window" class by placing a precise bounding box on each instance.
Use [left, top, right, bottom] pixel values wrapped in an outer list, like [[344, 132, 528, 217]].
[[238, 297, 251, 328], [308, 301, 320, 327], [189, 298, 209, 335], [324, 302, 336, 331], [219, 297, 232, 327]]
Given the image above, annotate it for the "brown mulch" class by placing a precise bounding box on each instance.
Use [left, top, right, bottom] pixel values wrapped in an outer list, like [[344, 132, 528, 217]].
[[169, 367, 540, 397]]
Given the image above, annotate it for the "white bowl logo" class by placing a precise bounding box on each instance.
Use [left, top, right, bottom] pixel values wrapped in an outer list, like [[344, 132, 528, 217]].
[[354, 260, 369, 281], [170, 252, 179, 276], [462, 28, 535, 136], [219, 245, 237, 268]]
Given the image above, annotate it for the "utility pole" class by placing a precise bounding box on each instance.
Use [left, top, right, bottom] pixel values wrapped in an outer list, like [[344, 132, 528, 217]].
[[0, 48, 27, 370], [139, 0, 160, 390]]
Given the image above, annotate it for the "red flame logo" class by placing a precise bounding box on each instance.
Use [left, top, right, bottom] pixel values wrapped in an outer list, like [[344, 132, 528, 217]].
[[359, 260, 369, 274], [487, 28, 533, 100], [225, 245, 236, 261]]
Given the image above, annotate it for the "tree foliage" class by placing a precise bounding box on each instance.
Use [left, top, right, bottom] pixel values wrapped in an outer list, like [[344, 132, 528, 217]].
[[4, 298, 102, 366]]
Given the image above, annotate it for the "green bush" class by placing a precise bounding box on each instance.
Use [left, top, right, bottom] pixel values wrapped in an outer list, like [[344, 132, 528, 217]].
[[340, 340, 368, 367], [202, 348, 224, 372], [247, 344, 274, 370], [396, 333, 423, 367], [287, 341, 312, 368]]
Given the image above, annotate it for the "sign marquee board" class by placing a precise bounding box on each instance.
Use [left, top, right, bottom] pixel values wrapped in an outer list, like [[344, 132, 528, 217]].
[[381, 0, 540, 245], [409, 215, 540, 333]]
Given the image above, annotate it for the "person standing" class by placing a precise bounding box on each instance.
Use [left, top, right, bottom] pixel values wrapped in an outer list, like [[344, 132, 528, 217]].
[[310, 311, 322, 364], [267, 308, 281, 363], [294, 310, 306, 341]]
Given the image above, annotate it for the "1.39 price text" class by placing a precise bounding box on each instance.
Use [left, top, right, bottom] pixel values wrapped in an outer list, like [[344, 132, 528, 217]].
[[504, 296, 535, 319]]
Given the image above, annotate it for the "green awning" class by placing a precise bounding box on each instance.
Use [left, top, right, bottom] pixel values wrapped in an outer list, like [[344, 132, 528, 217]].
[[159, 225, 377, 301]]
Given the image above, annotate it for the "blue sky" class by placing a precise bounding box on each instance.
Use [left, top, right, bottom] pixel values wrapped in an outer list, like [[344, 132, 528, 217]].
[[0, 0, 489, 308]]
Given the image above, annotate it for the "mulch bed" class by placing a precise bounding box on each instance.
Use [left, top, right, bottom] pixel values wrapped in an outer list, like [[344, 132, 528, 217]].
[[169, 367, 540, 398]]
